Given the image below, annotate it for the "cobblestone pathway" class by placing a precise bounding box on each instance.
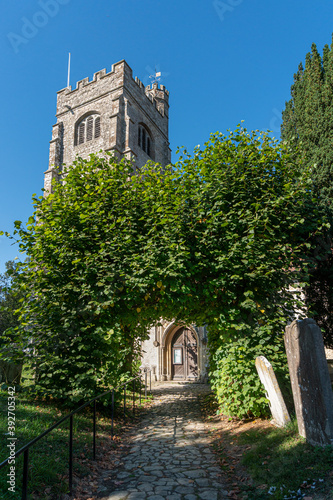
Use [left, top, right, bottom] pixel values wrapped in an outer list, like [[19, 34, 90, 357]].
[[98, 382, 228, 500]]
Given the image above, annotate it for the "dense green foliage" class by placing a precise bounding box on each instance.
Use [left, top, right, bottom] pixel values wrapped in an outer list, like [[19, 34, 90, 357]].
[[281, 38, 333, 206], [0, 261, 25, 384], [0, 261, 22, 336], [2, 127, 328, 415], [281, 37, 333, 346], [211, 332, 288, 418]]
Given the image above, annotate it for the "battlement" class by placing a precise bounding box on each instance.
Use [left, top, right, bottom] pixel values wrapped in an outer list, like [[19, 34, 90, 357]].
[[45, 59, 171, 194], [57, 60, 169, 117], [145, 82, 169, 96]]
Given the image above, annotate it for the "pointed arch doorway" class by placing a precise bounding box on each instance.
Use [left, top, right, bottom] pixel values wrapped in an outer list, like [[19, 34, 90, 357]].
[[171, 327, 198, 380]]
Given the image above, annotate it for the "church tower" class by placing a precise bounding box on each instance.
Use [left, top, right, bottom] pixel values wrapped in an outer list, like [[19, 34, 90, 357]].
[[44, 59, 209, 382], [44, 60, 171, 193]]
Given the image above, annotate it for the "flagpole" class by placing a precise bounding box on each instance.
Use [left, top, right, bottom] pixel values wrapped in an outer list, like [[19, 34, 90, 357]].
[[67, 52, 71, 88]]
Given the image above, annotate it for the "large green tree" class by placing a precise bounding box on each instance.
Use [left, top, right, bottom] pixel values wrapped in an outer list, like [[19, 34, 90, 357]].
[[281, 38, 333, 346], [3, 127, 328, 415], [281, 40, 333, 205]]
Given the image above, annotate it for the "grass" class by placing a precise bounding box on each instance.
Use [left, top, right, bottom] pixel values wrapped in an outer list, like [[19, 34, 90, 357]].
[[237, 418, 333, 499], [0, 366, 150, 499], [200, 392, 333, 500]]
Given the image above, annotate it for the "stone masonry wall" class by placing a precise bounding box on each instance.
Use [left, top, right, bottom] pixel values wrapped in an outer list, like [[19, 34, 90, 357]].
[[44, 60, 171, 193]]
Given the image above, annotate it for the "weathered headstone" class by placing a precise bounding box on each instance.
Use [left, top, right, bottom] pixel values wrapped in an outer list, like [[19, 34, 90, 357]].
[[255, 356, 290, 427], [285, 318, 333, 446]]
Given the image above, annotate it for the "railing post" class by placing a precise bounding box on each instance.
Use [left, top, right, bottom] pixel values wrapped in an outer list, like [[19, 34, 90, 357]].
[[124, 384, 126, 419], [1, 378, 156, 500], [150, 370, 151, 392], [22, 448, 29, 500], [69, 415, 73, 496], [93, 400, 96, 460], [111, 389, 114, 437]]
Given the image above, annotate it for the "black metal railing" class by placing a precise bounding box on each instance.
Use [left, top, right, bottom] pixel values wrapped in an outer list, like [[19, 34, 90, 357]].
[[0, 368, 152, 499]]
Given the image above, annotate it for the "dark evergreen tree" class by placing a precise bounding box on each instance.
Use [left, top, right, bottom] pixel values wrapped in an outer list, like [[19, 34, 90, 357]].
[[281, 38, 333, 347], [282, 41, 333, 206]]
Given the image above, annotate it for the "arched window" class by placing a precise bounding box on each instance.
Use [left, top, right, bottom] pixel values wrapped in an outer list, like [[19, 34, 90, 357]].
[[138, 124, 153, 158], [75, 114, 101, 146]]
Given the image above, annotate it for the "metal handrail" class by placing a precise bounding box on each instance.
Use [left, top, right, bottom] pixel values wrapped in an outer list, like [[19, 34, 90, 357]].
[[0, 368, 152, 499]]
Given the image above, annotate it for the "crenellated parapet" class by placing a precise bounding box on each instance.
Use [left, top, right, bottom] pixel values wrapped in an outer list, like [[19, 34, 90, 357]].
[[145, 82, 169, 117], [45, 59, 171, 193], [56, 60, 169, 118]]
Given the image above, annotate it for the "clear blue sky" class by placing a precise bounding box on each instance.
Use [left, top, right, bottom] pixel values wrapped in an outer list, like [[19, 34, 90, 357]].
[[1, 0, 333, 272]]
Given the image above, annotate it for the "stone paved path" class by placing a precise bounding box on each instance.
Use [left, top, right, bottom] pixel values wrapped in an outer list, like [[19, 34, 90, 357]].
[[98, 382, 229, 500]]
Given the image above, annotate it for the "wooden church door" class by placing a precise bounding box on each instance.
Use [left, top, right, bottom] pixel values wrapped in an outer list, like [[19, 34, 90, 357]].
[[171, 327, 198, 380]]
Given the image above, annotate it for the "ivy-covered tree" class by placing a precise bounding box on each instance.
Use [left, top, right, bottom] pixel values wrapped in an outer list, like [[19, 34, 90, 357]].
[[281, 37, 333, 346], [2, 127, 329, 415]]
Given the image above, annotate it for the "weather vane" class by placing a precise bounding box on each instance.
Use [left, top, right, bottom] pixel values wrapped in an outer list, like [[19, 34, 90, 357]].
[[149, 67, 162, 84]]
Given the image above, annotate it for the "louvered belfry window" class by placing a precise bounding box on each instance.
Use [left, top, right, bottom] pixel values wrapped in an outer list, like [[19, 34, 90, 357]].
[[78, 122, 85, 145], [76, 114, 101, 145], [138, 124, 153, 158], [94, 116, 100, 138], [142, 128, 146, 150], [86, 116, 93, 141], [147, 136, 151, 157]]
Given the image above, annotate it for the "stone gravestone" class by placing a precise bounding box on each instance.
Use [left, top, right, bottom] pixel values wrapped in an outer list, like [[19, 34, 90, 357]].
[[285, 318, 333, 446], [255, 356, 290, 427]]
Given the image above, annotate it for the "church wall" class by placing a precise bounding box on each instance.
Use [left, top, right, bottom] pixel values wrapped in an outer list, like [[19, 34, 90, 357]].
[[44, 60, 170, 193], [141, 326, 159, 380], [141, 322, 210, 382]]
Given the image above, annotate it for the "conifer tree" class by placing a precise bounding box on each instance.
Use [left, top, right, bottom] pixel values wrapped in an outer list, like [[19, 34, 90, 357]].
[[281, 38, 333, 346], [282, 40, 333, 206]]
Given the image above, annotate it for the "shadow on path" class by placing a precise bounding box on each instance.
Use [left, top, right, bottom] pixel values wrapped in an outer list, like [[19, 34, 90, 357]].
[[96, 382, 229, 500]]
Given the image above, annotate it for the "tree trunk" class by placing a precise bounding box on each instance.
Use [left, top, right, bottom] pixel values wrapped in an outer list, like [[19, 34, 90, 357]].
[[0, 361, 22, 385]]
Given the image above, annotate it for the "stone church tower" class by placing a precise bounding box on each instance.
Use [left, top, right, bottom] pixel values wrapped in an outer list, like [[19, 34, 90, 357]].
[[44, 60, 171, 193], [44, 59, 209, 382]]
